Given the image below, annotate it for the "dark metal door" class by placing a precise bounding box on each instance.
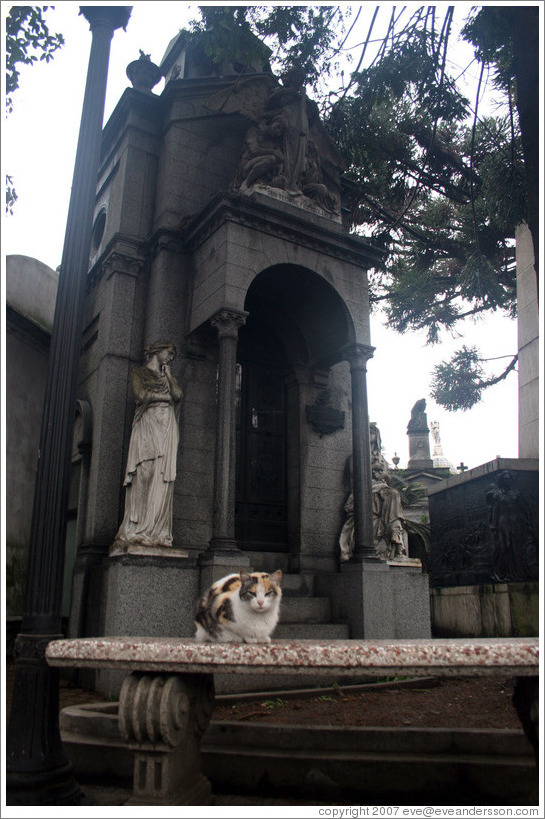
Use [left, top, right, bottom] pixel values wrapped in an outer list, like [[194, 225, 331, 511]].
[[235, 323, 288, 551]]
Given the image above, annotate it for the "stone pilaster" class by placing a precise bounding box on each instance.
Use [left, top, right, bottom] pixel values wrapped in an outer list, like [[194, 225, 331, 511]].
[[207, 309, 248, 556], [341, 343, 378, 561]]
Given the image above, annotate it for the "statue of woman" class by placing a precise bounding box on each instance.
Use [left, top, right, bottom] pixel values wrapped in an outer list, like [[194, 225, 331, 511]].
[[371, 463, 409, 560], [263, 68, 309, 191], [111, 340, 182, 554], [339, 425, 409, 562]]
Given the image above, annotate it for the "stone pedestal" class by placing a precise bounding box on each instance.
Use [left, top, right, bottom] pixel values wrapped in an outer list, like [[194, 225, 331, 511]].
[[119, 671, 214, 805], [197, 550, 251, 593], [87, 556, 200, 698], [317, 561, 431, 639]]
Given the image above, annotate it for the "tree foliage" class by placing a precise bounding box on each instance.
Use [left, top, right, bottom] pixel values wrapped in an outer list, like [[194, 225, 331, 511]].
[[188, 5, 535, 411], [5, 5, 64, 113], [430, 346, 518, 412], [5, 5, 64, 213]]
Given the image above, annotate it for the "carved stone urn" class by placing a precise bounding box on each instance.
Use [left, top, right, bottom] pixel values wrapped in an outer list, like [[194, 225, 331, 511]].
[[126, 52, 162, 92]]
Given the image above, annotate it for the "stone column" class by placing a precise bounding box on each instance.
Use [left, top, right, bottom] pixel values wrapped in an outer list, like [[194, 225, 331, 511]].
[[342, 343, 378, 560], [208, 309, 247, 554], [6, 6, 132, 806]]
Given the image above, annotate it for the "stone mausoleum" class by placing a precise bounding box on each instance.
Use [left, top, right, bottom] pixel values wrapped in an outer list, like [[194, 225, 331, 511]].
[[67, 30, 430, 692]]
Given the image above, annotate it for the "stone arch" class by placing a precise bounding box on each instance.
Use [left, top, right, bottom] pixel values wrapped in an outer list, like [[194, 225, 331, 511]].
[[234, 263, 356, 561], [243, 263, 356, 368]]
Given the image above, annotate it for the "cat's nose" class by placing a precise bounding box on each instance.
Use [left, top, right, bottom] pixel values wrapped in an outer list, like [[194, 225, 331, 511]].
[[257, 600, 264, 607]]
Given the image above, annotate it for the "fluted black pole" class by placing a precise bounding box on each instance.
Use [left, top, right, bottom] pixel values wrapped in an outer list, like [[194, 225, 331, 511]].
[[6, 6, 131, 805]]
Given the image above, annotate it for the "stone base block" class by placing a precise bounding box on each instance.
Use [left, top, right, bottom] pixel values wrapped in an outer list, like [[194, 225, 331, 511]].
[[198, 550, 251, 592], [87, 558, 200, 698], [126, 774, 211, 806], [317, 561, 431, 639], [431, 582, 539, 638]]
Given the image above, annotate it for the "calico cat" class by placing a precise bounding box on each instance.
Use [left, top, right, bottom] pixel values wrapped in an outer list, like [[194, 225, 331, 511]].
[[194, 570, 282, 643]]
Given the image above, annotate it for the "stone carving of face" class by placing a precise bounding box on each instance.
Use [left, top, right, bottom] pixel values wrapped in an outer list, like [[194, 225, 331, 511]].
[[157, 347, 175, 366]]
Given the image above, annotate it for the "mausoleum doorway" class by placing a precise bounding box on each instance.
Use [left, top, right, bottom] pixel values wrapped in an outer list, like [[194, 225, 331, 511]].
[[235, 263, 354, 559], [235, 315, 288, 551]]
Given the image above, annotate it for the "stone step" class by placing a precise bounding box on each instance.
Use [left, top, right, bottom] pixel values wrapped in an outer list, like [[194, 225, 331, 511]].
[[279, 596, 331, 624], [275, 622, 349, 640], [245, 552, 290, 574], [203, 726, 537, 803], [279, 573, 315, 597], [60, 705, 536, 804]]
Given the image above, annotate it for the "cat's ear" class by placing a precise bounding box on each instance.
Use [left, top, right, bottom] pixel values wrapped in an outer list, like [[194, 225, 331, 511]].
[[270, 569, 282, 585], [239, 570, 252, 582]]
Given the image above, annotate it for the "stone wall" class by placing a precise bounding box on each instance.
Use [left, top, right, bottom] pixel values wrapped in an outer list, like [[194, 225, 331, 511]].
[[5, 256, 58, 646], [428, 458, 539, 588], [428, 457, 539, 639], [516, 223, 539, 459], [431, 582, 539, 638]]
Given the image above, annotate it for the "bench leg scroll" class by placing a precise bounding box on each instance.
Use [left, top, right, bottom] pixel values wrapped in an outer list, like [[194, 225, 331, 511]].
[[118, 671, 215, 805]]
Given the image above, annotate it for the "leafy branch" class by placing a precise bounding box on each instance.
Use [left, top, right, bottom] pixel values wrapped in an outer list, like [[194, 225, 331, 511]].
[[430, 345, 518, 411], [5, 5, 64, 114], [5, 5, 64, 214]]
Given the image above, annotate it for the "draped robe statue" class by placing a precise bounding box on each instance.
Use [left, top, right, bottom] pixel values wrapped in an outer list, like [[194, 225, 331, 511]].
[[111, 340, 182, 554], [339, 424, 409, 562]]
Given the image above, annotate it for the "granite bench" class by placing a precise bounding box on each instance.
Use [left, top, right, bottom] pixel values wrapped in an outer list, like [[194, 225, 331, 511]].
[[46, 636, 539, 805]]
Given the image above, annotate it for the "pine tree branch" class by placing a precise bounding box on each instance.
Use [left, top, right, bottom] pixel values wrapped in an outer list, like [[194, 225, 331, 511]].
[[477, 355, 518, 388]]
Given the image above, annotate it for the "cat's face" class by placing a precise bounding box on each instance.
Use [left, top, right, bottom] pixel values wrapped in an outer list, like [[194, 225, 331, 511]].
[[239, 570, 282, 614]]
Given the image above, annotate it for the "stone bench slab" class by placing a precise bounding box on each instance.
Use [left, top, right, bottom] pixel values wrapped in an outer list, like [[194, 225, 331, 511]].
[[46, 636, 538, 677], [45, 636, 538, 805]]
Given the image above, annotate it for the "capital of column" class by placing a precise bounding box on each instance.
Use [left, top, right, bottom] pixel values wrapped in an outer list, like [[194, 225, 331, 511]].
[[102, 250, 144, 280], [211, 309, 248, 340], [80, 6, 132, 32], [341, 343, 375, 370]]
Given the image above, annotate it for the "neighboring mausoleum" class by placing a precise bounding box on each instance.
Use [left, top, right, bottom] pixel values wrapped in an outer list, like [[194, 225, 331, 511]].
[[5, 256, 59, 649]]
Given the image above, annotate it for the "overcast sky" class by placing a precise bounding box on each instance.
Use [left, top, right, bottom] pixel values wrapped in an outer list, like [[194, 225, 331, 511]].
[[2, 2, 525, 470]]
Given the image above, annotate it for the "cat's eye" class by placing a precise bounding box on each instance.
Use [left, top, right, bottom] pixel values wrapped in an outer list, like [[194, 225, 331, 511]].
[[266, 590, 274, 596]]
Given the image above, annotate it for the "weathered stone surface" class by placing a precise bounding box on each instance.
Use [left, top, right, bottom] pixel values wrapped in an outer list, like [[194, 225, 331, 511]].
[[516, 224, 539, 459], [46, 635, 538, 677], [6, 256, 58, 624], [428, 459, 539, 587], [430, 582, 539, 638], [67, 40, 419, 650]]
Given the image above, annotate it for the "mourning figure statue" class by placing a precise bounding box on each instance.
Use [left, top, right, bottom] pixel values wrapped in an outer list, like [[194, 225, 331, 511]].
[[262, 67, 309, 192], [485, 470, 538, 582], [301, 139, 337, 212], [111, 340, 182, 554], [209, 68, 343, 213], [234, 115, 288, 191], [407, 398, 428, 432], [339, 424, 409, 562], [370, 461, 409, 561]]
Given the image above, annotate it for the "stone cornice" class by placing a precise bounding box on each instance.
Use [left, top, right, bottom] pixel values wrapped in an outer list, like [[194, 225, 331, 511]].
[[180, 191, 386, 269], [87, 237, 147, 291], [100, 87, 161, 174], [6, 303, 51, 353]]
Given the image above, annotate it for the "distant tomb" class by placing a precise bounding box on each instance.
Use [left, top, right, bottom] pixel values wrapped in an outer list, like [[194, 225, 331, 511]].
[[428, 459, 539, 588]]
